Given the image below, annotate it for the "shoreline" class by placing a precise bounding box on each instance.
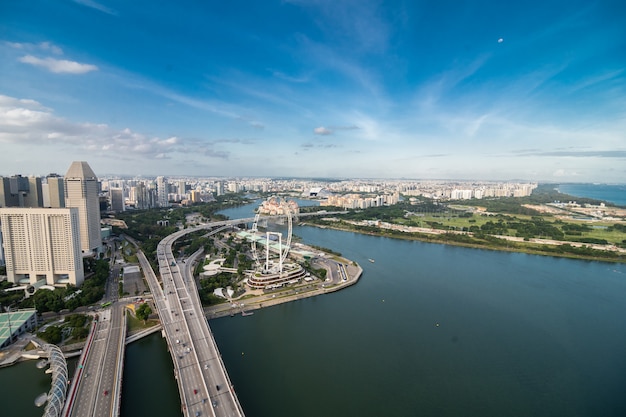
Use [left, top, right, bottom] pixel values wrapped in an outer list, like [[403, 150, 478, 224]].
[[205, 262, 363, 320], [301, 222, 626, 264]]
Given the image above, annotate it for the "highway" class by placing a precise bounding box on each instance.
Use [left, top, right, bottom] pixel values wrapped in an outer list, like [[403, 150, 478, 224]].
[[67, 303, 126, 417], [66, 238, 127, 417], [131, 212, 342, 416], [138, 226, 245, 417]]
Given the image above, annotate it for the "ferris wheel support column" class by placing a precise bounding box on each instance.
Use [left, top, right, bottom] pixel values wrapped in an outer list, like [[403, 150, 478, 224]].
[[278, 234, 283, 275], [265, 232, 270, 272]]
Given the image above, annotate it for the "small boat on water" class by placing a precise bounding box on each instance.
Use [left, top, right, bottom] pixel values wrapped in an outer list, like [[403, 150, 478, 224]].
[[368, 258, 375, 263], [241, 311, 254, 316]]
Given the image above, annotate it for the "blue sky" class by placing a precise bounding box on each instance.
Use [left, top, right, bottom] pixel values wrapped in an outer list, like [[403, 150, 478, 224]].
[[1, 0, 624, 182]]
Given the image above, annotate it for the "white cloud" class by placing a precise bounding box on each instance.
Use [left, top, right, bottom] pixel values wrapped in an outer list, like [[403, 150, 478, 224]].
[[6, 41, 63, 55], [314, 126, 333, 135], [0, 95, 50, 111], [72, 0, 117, 15], [19, 55, 98, 74], [0, 94, 227, 160], [38, 42, 63, 55]]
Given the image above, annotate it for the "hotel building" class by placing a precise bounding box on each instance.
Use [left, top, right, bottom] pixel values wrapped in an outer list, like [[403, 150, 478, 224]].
[[0, 207, 84, 286]]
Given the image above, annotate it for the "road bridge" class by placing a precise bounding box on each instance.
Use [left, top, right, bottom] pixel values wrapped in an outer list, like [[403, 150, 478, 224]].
[[65, 303, 126, 417], [139, 226, 246, 417], [127, 211, 341, 416]]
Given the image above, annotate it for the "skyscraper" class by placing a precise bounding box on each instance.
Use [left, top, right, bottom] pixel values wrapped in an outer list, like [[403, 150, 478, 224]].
[[23, 177, 43, 208], [0, 177, 17, 207], [45, 174, 65, 208], [0, 207, 84, 286], [64, 161, 101, 255], [156, 176, 169, 207], [109, 187, 124, 212]]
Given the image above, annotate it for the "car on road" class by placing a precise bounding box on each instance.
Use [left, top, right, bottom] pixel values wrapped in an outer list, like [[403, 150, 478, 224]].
[[193, 389, 198, 394], [103, 390, 108, 396]]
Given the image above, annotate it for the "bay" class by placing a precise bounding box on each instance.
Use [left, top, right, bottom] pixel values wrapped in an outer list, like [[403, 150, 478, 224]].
[[211, 225, 626, 417], [558, 183, 626, 206], [2, 198, 625, 416], [0, 360, 54, 417], [0, 356, 77, 417]]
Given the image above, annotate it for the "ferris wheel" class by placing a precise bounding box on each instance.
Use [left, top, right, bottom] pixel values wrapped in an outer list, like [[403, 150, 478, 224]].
[[250, 200, 293, 273]]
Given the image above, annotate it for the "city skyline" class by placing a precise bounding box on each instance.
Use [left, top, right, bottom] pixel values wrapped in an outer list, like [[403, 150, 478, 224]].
[[1, 1, 625, 182]]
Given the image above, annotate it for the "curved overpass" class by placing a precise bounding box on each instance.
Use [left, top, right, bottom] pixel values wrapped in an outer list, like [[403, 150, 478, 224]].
[[140, 222, 247, 417], [138, 212, 343, 417]]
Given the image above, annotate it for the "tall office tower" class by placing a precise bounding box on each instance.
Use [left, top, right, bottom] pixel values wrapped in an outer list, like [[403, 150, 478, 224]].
[[215, 181, 224, 196], [147, 186, 157, 208], [0, 226, 4, 266], [45, 174, 65, 208], [178, 180, 187, 196], [0, 207, 84, 286], [133, 183, 145, 209], [23, 177, 43, 208], [9, 175, 30, 207], [64, 161, 102, 255], [156, 176, 169, 207], [109, 187, 124, 212], [0, 177, 18, 207]]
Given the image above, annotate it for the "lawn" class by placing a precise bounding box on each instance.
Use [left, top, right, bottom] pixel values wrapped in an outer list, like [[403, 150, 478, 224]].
[[126, 310, 159, 333]]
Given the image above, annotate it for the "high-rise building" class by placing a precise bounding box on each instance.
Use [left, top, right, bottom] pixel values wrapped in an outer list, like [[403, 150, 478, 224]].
[[23, 177, 43, 208], [45, 174, 65, 208], [64, 161, 102, 255], [0, 226, 4, 266], [178, 180, 187, 196], [156, 176, 169, 207], [109, 187, 124, 212], [0, 175, 34, 207], [0, 207, 84, 286], [0, 177, 17, 207]]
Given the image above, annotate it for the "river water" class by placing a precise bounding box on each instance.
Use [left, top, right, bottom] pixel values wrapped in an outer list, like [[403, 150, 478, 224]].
[[211, 226, 626, 417], [2, 199, 625, 416]]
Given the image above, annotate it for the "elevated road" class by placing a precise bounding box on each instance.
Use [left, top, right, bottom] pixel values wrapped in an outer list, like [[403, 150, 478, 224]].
[[139, 227, 245, 417], [134, 211, 342, 416], [67, 303, 126, 417]]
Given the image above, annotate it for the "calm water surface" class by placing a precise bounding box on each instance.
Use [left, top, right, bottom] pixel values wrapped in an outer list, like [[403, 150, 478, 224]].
[[2, 199, 625, 416], [558, 183, 626, 206], [211, 224, 626, 417], [120, 332, 181, 417]]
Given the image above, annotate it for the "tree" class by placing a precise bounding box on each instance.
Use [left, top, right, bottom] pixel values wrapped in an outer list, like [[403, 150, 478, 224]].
[[72, 326, 89, 339], [38, 325, 62, 344], [136, 303, 152, 324]]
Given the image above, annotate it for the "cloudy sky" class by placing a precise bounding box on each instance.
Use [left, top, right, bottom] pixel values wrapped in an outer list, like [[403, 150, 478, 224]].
[[1, 0, 624, 182]]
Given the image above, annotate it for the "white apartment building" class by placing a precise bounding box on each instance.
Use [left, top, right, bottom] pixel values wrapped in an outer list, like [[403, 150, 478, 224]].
[[156, 176, 169, 207], [0, 207, 84, 286]]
